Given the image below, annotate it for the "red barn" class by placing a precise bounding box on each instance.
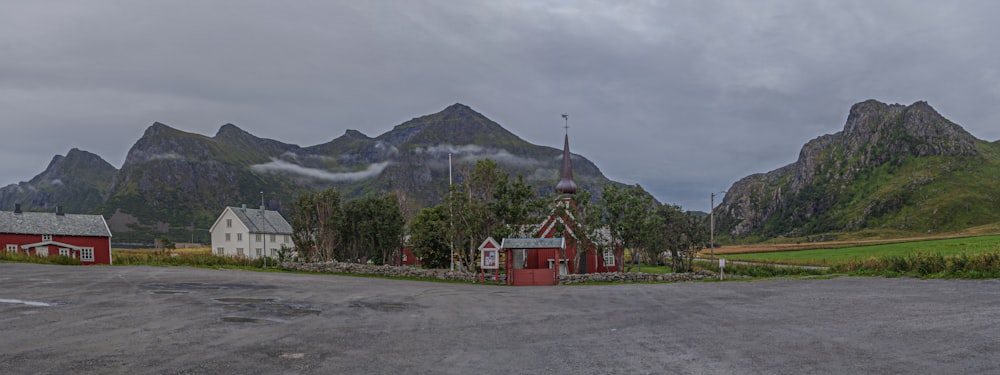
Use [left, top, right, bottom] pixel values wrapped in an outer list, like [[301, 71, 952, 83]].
[[1, 204, 113, 265]]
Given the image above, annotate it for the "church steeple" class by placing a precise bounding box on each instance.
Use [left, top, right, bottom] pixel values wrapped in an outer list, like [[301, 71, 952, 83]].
[[556, 115, 577, 195]]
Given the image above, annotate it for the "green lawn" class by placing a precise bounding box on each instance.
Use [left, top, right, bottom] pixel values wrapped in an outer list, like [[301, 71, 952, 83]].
[[725, 235, 1000, 266]]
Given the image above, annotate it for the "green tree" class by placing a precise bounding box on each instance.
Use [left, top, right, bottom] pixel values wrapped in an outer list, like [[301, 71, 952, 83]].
[[446, 158, 545, 271], [601, 184, 657, 272], [409, 205, 452, 268], [290, 188, 343, 261]]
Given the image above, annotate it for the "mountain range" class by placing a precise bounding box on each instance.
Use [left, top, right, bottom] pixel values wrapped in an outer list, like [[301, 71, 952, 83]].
[[6, 99, 997, 244], [0, 104, 617, 243], [715, 99, 1000, 240]]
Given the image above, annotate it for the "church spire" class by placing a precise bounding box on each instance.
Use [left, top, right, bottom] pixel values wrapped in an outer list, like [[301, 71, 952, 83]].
[[556, 114, 577, 195]]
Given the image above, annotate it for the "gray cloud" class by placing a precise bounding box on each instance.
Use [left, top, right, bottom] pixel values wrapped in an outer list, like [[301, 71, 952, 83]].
[[251, 159, 389, 182], [3, 1, 1000, 211]]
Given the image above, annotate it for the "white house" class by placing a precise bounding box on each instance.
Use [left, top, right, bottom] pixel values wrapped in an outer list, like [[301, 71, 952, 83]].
[[209, 205, 293, 259]]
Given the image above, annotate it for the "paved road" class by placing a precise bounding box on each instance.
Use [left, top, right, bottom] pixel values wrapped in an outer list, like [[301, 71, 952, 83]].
[[2, 263, 999, 374]]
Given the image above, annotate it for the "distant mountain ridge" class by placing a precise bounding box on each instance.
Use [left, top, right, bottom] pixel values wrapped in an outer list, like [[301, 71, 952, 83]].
[[1, 104, 618, 243], [0, 149, 116, 214], [716, 99, 1000, 239]]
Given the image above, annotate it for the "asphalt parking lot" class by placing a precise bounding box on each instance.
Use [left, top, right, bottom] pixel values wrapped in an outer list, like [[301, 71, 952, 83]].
[[2, 263, 999, 374]]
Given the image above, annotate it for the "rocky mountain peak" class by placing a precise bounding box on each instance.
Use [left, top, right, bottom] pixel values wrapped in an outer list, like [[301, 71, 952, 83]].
[[214, 123, 248, 138], [342, 129, 371, 139], [841, 100, 977, 161], [144, 122, 178, 137], [441, 103, 474, 115], [717, 99, 990, 238]]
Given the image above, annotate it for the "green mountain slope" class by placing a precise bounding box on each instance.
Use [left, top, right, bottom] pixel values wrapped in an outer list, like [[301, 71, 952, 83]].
[[91, 104, 617, 243], [716, 100, 1000, 240]]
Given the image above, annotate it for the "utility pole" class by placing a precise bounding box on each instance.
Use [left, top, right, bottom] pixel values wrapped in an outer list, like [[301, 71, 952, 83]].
[[261, 191, 267, 269], [449, 152, 454, 271], [710, 191, 726, 262]]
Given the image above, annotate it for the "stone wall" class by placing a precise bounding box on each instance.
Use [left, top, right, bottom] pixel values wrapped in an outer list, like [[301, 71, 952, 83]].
[[280, 261, 728, 284]]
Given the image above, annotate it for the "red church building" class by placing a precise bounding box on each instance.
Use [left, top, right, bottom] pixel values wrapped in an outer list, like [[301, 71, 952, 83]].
[[502, 130, 621, 285], [1, 204, 113, 265]]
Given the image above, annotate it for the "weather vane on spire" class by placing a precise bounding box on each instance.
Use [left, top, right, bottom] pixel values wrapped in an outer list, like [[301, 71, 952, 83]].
[[561, 113, 569, 135]]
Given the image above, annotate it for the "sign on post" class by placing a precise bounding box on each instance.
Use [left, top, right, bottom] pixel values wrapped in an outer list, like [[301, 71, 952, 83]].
[[481, 249, 498, 269], [719, 258, 726, 280]]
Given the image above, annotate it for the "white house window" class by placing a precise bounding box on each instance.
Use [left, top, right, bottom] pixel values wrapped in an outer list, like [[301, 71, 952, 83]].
[[284, 235, 290, 243], [255, 248, 262, 256], [604, 248, 615, 267], [270, 248, 277, 257], [237, 248, 244, 257], [59, 248, 70, 256], [216, 247, 224, 255], [270, 234, 276, 242], [256, 234, 262, 242], [225, 233, 231, 242], [237, 233, 243, 241], [42, 234, 52, 241], [226, 219, 232, 228], [5, 244, 16, 252], [81, 247, 95, 262]]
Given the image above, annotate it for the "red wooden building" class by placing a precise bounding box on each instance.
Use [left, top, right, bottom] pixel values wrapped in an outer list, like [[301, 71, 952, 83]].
[[500, 131, 622, 285], [391, 247, 423, 266], [1, 204, 113, 265]]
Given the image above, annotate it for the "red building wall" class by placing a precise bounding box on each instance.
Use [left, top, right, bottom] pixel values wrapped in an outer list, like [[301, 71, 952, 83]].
[[391, 247, 423, 266], [535, 215, 621, 274], [0, 233, 112, 265]]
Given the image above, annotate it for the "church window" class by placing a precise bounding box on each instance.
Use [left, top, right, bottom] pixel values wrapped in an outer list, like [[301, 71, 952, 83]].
[[604, 248, 615, 266]]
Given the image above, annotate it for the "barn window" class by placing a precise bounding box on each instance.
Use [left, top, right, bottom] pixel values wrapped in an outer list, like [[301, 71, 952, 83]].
[[81, 248, 94, 262], [42, 234, 52, 241], [216, 247, 224, 255], [5, 244, 16, 252], [59, 248, 69, 256], [603, 248, 615, 266]]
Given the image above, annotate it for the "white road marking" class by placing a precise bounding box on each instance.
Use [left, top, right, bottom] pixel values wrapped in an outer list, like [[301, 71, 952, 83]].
[[0, 298, 51, 307]]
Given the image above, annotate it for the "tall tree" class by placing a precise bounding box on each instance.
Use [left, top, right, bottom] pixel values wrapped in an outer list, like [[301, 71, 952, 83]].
[[290, 188, 342, 261], [445, 158, 545, 271], [601, 184, 656, 272], [409, 205, 452, 268]]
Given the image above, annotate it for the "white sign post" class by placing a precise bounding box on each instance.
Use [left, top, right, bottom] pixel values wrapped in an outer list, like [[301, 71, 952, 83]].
[[719, 258, 726, 280]]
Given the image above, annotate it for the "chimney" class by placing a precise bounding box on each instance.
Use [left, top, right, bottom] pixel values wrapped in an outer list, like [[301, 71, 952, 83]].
[[241, 204, 247, 212], [56, 205, 64, 216], [14, 203, 22, 214]]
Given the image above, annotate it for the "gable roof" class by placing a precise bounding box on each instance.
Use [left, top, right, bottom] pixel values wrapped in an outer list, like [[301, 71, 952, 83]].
[[224, 206, 292, 235], [0, 211, 112, 237]]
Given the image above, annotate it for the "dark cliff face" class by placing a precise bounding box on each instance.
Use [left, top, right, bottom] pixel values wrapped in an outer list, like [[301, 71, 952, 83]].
[[717, 100, 988, 238]]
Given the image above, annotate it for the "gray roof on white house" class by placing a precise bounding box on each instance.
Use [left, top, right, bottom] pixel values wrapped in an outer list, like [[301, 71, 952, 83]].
[[0, 211, 112, 237], [227, 206, 292, 235]]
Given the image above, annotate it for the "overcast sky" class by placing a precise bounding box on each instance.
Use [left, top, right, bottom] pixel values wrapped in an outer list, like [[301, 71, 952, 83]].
[[3, 1, 999, 212]]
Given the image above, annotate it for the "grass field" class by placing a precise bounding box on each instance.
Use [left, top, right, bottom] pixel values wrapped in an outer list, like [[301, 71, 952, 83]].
[[723, 235, 1000, 266]]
